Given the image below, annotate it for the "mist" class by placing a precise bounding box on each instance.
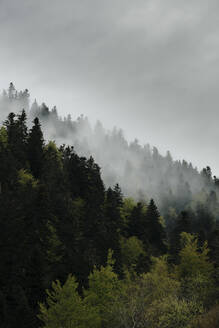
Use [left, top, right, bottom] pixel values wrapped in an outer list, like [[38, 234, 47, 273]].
[[1, 83, 217, 215], [2, 1, 219, 324], [1, 0, 219, 176]]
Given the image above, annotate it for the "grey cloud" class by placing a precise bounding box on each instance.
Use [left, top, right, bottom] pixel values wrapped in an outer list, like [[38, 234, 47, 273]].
[[0, 0, 219, 173]]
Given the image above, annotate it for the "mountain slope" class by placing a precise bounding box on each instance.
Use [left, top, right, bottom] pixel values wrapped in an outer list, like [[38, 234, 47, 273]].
[[0, 83, 218, 215]]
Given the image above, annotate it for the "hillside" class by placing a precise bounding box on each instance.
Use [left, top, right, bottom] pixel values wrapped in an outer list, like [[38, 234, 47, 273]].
[[0, 84, 219, 327], [1, 83, 218, 215]]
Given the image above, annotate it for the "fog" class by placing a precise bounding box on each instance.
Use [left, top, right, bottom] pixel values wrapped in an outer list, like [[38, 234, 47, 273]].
[[1, 1, 219, 175], [1, 85, 216, 214]]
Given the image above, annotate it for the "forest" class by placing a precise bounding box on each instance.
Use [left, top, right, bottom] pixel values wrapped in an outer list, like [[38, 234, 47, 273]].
[[0, 84, 219, 327]]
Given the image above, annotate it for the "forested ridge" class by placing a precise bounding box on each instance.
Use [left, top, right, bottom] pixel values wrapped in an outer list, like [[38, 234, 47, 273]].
[[0, 84, 219, 327], [1, 83, 218, 213]]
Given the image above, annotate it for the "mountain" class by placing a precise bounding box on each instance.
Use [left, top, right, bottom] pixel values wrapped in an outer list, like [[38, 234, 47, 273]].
[[1, 83, 219, 327], [1, 83, 218, 215]]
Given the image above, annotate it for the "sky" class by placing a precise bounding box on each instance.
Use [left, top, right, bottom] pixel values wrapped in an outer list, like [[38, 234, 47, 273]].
[[0, 0, 219, 174]]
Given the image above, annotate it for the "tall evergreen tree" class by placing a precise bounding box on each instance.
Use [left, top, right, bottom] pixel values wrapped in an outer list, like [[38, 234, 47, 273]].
[[27, 117, 44, 178], [128, 202, 146, 240], [4, 110, 28, 168], [8, 82, 15, 99], [145, 199, 166, 255], [169, 210, 192, 263], [101, 185, 123, 270]]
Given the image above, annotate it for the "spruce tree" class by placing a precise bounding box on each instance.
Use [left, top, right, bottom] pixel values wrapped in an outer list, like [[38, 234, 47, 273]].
[[169, 211, 191, 263], [128, 202, 145, 240], [27, 117, 44, 178], [145, 199, 166, 255], [8, 82, 15, 99], [4, 110, 28, 168]]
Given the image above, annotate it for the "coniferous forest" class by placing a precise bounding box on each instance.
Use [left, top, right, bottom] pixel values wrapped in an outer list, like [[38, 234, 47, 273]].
[[1, 84, 219, 327]]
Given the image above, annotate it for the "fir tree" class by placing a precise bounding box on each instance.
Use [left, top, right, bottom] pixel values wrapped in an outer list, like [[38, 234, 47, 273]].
[[27, 117, 44, 178], [145, 199, 166, 255]]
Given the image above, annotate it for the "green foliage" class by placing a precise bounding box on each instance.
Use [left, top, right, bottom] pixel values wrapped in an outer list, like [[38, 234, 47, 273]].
[[122, 198, 137, 215], [45, 141, 62, 163], [18, 169, 38, 188], [84, 250, 120, 327], [0, 126, 8, 148], [43, 141, 63, 175], [147, 296, 203, 328], [176, 232, 215, 305], [177, 232, 214, 280], [120, 197, 137, 229], [142, 256, 180, 302], [0, 107, 219, 328], [46, 221, 63, 264], [38, 275, 100, 328], [112, 256, 179, 328], [120, 236, 146, 270]]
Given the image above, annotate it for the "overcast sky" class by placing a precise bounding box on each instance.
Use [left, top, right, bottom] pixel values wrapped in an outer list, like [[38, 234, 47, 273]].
[[0, 0, 219, 174]]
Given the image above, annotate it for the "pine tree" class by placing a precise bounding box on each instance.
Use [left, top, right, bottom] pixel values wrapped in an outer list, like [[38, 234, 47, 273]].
[[101, 186, 123, 271], [145, 199, 166, 255], [4, 110, 28, 168], [128, 202, 145, 240], [169, 211, 192, 263], [8, 82, 15, 99], [27, 117, 44, 178], [30, 99, 39, 118]]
